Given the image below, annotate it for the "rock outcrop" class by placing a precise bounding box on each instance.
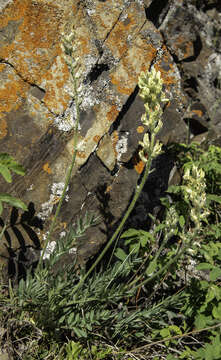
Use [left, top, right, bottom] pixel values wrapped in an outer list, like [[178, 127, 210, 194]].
[[0, 0, 220, 275]]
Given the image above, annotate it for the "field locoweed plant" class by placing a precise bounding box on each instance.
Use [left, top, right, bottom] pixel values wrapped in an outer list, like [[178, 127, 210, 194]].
[[38, 32, 82, 268], [72, 66, 169, 292], [1, 53, 221, 359]]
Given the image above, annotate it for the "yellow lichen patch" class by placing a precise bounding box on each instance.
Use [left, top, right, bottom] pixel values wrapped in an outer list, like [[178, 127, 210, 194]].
[[137, 126, 144, 134], [43, 162, 52, 174], [132, 150, 146, 174], [128, 39, 157, 73], [0, 118, 8, 139]]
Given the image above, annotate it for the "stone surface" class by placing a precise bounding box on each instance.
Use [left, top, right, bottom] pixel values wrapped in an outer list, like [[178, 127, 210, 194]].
[[0, 0, 221, 276]]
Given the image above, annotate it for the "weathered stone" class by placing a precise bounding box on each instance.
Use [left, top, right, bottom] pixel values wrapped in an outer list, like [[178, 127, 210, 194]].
[[0, 0, 221, 277], [96, 134, 116, 171], [160, 0, 221, 135]]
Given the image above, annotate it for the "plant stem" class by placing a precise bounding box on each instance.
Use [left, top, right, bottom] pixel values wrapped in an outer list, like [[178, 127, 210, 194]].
[[72, 137, 156, 294], [131, 322, 221, 352], [38, 76, 80, 270], [128, 230, 195, 291]]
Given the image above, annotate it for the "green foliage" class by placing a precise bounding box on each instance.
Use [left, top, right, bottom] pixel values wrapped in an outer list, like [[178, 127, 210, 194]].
[[192, 334, 221, 360], [0, 153, 25, 182], [1, 68, 221, 360], [65, 340, 113, 360], [0, 153, 27, 215]]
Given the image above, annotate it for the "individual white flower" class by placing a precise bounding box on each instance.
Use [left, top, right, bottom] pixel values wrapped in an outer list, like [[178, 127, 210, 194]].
[[41, 241, 56, 260], [153, 117, 163, 135], [139, 133, 150, 152], [152, 141, 163, 157], [139, 149, 148, 163]]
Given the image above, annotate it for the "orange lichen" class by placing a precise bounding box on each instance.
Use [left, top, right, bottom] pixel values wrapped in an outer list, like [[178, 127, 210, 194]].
[[105, 185, 112, 194], [137, 126, 144, 134], [110, 42, 157, 96], [43, 162, 52, 174], [109, 73, 133, 95], [134, 160, 145, 174], [93, 135, 101, 143], [77, 35, 91, 56], [0, 78, 29, 114], [192, 109, 203, 117], [111, 130, 119, 157], [0, 118, 8, 139], [154, 63, 175, 87], [153, 46, 177, 89], [0, 64, 6, 72], [0, 0, 62, 80], [105, 1, 145, 60], [77, 151, 86, 159], [173, 36, 193, 59], [34, 103, 40, 110], [0, 0, 71, 114], [106, 105, 119, 122], [138, 43, 157, 67]]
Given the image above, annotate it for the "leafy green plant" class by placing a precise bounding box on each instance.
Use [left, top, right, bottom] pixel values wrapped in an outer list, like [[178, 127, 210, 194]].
[[65, 340, 114, 360], [0, 153, 27, 215], [38, 32, 82, 268], [1, 49, 221, 360]]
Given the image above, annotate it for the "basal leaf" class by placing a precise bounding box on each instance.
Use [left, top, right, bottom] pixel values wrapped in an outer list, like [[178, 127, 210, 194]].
[[194, 314, 207, 329], [10, 163, 26, 176], [146, 260, 157, 276], [0, 194, 28, 212], [121, 229, 140, 238], [212, 303, 221, 320], [115, 247, 127, 261], [207, 194, 221, 205], [0, 153, 12, 162], [0, 165, 12, 182], [210, 267, 221, 281], [179, 215, 185, 228], [196, 263, 213, 271], [167, 185, 181, 194]]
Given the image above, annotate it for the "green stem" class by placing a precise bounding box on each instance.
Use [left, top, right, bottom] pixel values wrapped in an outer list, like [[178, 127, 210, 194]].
[[132, 322, 221, 352], [72, 136, 156, 294], [128, 230, 195, 292], [38, 76, 80, 270], [128, 226, 177, 287]]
